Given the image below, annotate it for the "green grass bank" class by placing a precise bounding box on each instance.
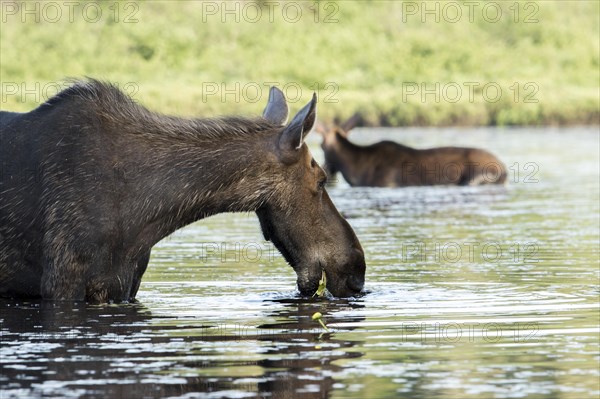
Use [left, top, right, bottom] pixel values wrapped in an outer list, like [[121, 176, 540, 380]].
[[1, 0, 598, 126]]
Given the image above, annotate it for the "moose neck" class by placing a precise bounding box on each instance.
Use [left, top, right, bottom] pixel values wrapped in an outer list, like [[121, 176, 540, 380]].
[[330, 134, 368, 186], [118, 116, 277, 249]]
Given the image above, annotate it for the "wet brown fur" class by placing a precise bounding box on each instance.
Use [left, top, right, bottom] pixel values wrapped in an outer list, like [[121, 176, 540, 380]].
[[0, 80, 365, 302], [317, 115, 507, 187]]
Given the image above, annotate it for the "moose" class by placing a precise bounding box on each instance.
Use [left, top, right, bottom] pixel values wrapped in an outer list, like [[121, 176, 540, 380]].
[[0, 80, 366, 303], [317, 114, 507, 187]]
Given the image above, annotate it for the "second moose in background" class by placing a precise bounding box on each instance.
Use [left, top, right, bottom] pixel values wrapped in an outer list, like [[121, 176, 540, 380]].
[[316, 114, 507, 187]]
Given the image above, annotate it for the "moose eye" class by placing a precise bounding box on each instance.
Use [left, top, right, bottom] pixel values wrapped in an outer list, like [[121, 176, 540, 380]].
[[318, 178, 327, 190]]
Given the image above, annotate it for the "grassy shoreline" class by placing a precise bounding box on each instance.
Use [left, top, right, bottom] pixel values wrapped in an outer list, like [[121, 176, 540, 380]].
[[1, 1, 598, 126]]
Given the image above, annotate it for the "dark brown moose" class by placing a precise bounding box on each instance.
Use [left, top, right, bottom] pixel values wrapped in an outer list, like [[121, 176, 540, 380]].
[[317, 115, 507, 187], [0, 80, 366, 302]]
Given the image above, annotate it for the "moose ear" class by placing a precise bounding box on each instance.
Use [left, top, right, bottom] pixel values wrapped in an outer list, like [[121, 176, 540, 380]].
[[262, 87, 289, 126], [279, 93, 317, 155], [340, 112, 362, 133], [314, 120, 329, 136]]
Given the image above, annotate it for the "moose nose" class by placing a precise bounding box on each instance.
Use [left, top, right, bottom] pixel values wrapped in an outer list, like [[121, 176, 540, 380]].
[[346, 274, 364, 292]]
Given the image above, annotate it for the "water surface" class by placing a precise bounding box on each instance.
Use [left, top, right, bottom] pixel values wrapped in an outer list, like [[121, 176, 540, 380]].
[[1, 127, 598, 398]]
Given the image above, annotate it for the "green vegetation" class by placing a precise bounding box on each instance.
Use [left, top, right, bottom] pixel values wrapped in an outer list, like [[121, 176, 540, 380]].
[[1, 0, 598, 126], [311, 312, 329, 331], [313, 271, 327, 297]]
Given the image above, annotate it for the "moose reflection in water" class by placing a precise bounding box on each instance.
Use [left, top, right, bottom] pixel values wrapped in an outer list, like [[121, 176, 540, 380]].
[[256, 298, 365, 398], [0, 297, 364, 398], [0, 80, 366, 302], [317, 114, 507, 187]]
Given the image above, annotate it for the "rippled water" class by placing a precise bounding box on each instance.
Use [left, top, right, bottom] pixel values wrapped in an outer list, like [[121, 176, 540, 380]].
[[1, 127, 599, 399]]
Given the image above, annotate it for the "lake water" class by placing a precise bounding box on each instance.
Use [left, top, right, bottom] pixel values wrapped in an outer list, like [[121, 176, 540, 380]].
[[1, 127, 598, 399]]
